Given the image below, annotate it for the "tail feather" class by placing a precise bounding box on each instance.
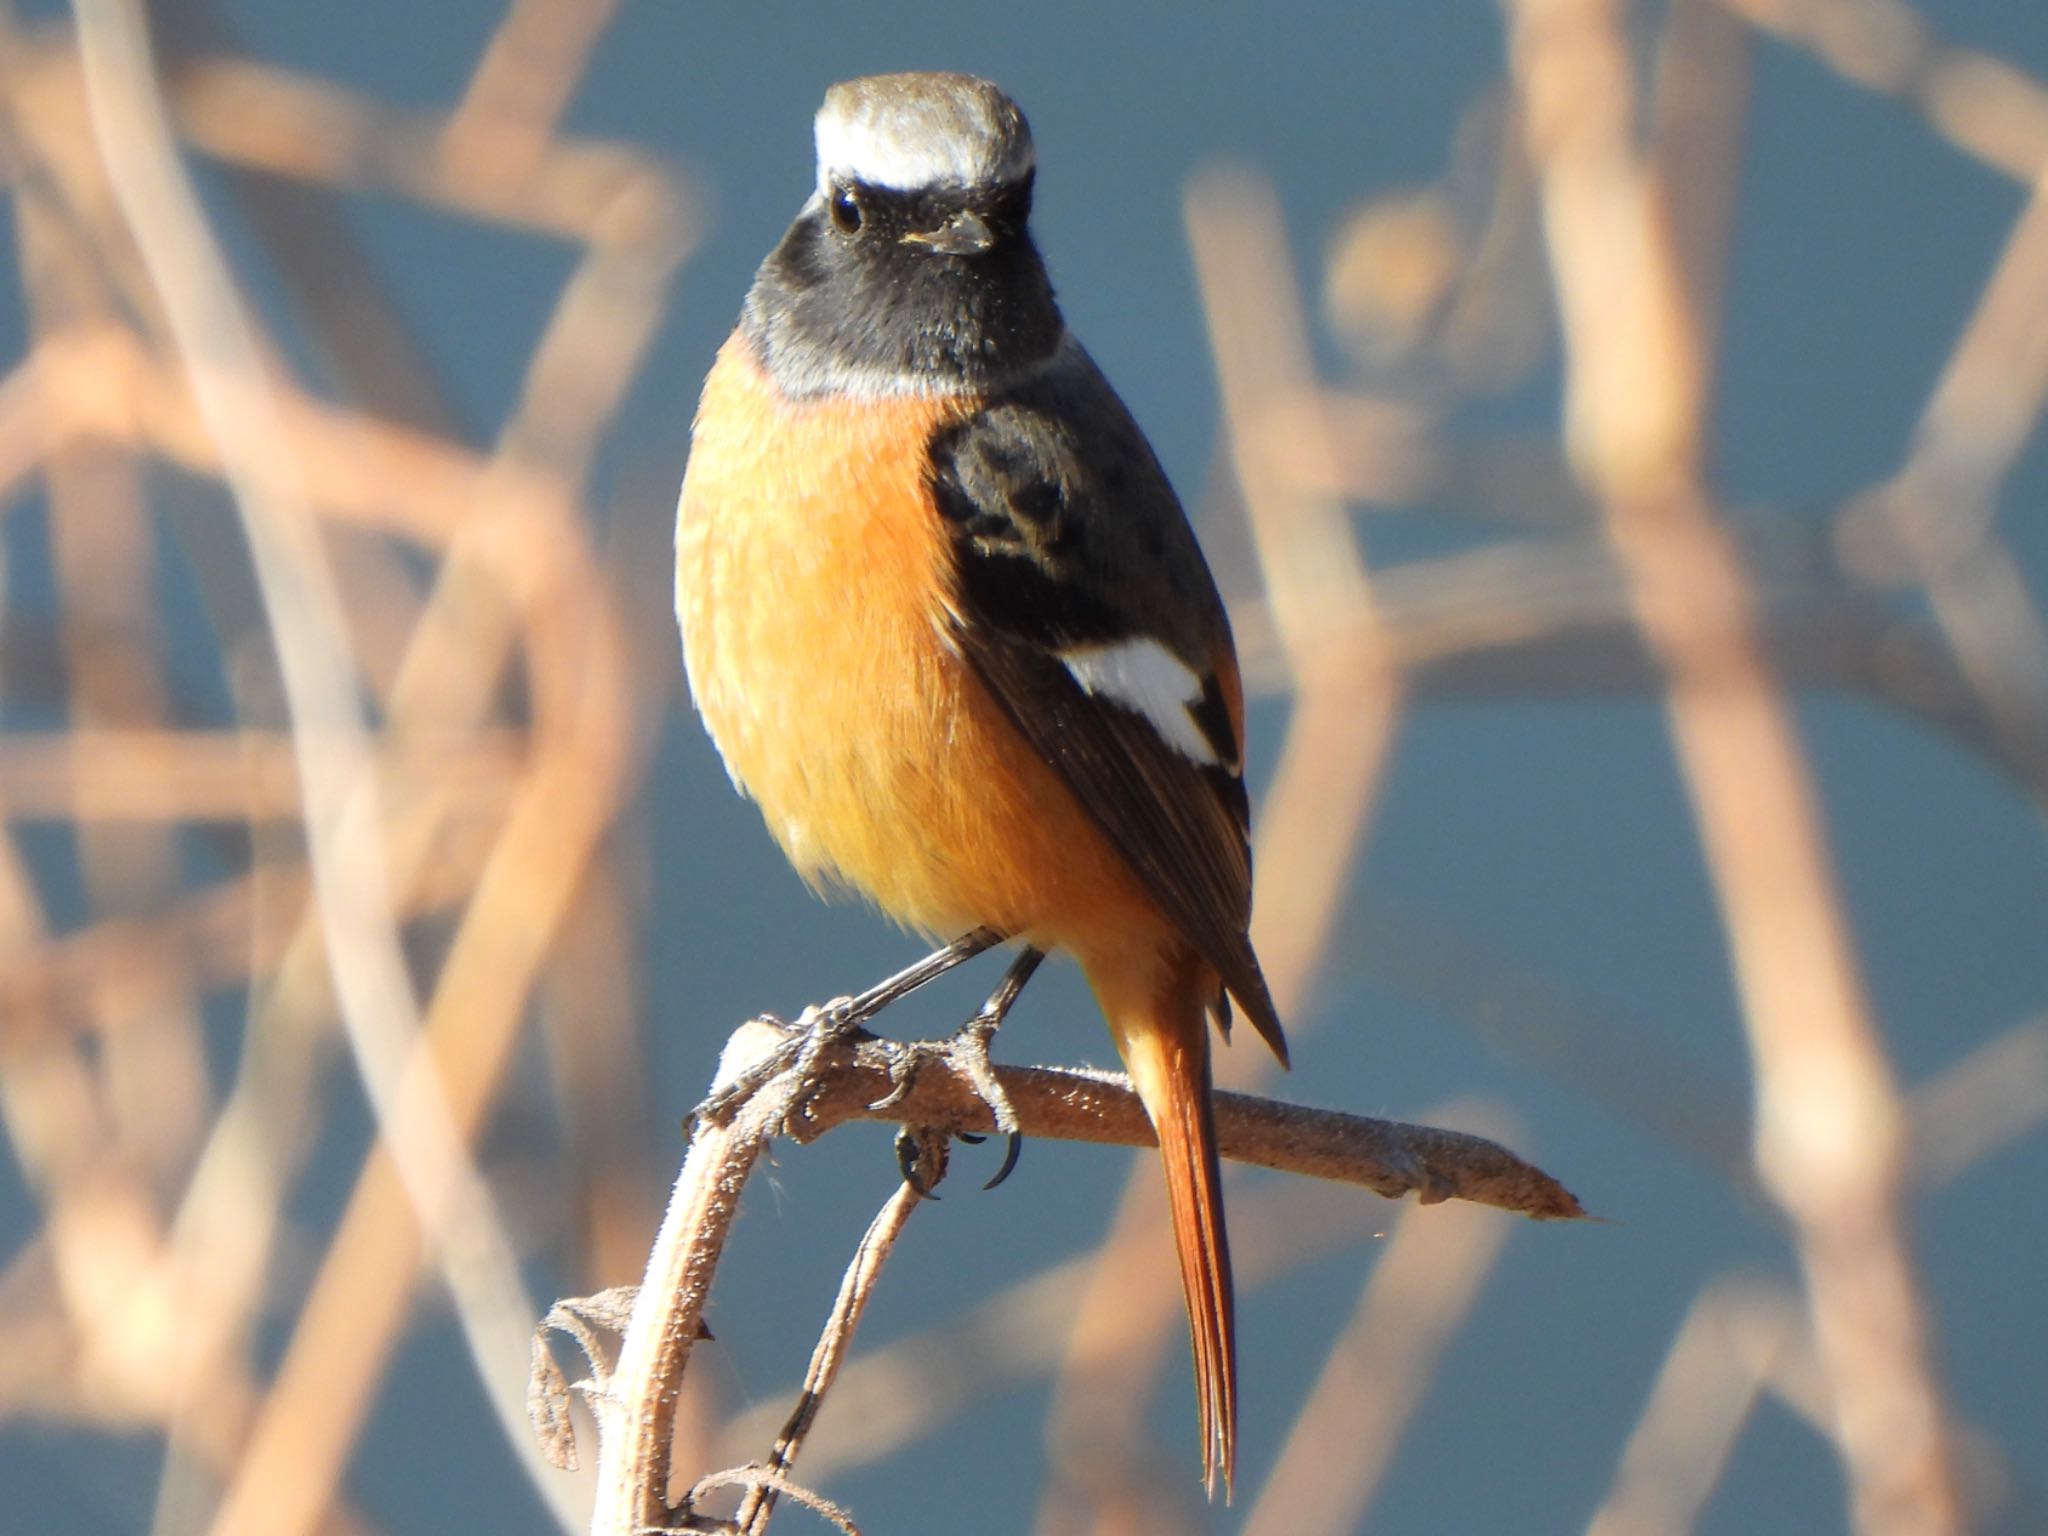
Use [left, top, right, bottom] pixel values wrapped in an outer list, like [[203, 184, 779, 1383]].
[[1109, 977, 1238, 1497]]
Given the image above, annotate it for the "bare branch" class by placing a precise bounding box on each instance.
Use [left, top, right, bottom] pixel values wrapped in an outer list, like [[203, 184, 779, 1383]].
[[573, 1017, 1584, 1535]]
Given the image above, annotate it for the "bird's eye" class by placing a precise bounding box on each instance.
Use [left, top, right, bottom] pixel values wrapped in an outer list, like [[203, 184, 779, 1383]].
[[828, 184, 862, 233]]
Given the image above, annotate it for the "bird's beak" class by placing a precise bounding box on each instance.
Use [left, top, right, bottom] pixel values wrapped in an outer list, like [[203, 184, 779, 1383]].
[[903, 209, 994, 256]]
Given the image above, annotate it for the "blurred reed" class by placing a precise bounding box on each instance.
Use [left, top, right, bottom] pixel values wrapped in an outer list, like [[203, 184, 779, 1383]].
[[1, 0, 2042, 1533]]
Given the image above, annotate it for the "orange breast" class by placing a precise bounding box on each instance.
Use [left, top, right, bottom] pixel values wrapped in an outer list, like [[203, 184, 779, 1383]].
[[675, 332, 1165, 959]]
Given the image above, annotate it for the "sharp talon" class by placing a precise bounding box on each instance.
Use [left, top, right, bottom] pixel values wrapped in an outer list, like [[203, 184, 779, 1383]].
[[870, 1079, 914, 1112], [894, 1127, 941, 1199], [982, 1131, 1024, 1190], [870, 1043, 920, 1113], [958, 1132, 988, 1145], [949, 1021, 1021, 1138]]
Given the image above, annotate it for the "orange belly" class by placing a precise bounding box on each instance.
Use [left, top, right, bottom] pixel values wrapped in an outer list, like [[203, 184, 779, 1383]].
[[675, 333, 1166, 961]]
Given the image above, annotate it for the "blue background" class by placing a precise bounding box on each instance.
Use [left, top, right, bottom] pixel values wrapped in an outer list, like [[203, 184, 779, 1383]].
[[4, 2, 2046, 1533]]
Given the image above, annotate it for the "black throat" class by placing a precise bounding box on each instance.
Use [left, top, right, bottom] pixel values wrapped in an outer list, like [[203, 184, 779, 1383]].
[[741, 178, 1067, 398]]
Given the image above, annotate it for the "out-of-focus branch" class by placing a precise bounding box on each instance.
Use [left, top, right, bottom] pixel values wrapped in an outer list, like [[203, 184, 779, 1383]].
[[710, 1174, 1403, 1483], [1507, 2, 1964, 1532], [1231, 534, 2048, 804], [0, 728, 525, 822], [1713, 0, 2048, 186], [67, 6, 583, 1533], [1242, 1157, 1514, 1536], [1187, 166, 1401, 1029], [1843, 168, 2048, 788], [172, 54, 690, 249], [1587, 1276, 1805, 1536]]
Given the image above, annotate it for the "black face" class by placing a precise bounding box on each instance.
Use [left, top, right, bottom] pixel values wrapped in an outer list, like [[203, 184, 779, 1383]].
[[821, 173, 1033, 247], [742, 169, 1066, 397]]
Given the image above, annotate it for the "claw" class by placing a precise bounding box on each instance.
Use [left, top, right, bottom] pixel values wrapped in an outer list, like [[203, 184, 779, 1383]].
[[869, 1051, 916, 1112], [983, 1132, 1024, 1190], [895, 1125, 948, 1199], [864, 946, 1044, 1189]]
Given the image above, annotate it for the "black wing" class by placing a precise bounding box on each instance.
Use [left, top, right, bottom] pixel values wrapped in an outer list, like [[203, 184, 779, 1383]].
[[928, 345, 1287, 1063]]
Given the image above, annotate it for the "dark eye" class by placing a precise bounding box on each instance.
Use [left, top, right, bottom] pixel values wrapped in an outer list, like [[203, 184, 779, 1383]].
[[828, 184, 862, 233]]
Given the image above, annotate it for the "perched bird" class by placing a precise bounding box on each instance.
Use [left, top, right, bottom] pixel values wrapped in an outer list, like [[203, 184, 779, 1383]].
[[675, 71, 1287, 1492]]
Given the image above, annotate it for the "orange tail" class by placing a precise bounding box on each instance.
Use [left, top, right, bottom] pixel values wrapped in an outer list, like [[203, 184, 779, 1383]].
[[1096, 955, 1237, 1497]]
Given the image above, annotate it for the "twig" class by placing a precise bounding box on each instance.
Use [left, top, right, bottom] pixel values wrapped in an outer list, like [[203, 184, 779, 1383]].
[[566, 1017, 1584, 1536], [711, 1175, 1399, 1482], [582, 1034, 791, 1536], [749, 1020, 1583, 1218], [730, 1147, 936, 1534]]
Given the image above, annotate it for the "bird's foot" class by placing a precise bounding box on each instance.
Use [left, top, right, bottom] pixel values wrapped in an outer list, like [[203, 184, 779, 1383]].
[[872, 1005, 1024, 1192], [688, 997, 869, 1133], [892, 1123, 953, 1198]]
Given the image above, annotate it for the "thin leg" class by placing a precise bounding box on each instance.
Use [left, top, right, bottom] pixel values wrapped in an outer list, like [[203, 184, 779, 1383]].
[[843, 926, 1004, 1025], [978, 946, 1045, 1032]]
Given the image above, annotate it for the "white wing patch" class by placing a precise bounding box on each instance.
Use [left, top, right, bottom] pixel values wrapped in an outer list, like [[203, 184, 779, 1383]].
[[1061, 638, 1220, 767]]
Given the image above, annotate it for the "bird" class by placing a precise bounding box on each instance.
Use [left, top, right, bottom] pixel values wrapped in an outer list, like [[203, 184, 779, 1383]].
[[674, 71, 1287, 1494]]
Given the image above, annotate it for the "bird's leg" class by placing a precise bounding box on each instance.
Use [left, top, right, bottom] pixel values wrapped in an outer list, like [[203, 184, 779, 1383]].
[[842, 925, 1006, 1023], [691, 927, 1004, 1130], [877, 945, 1044, 1191]]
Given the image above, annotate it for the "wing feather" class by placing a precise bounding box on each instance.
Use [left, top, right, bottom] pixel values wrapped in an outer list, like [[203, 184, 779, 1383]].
[[929, 348, 1287, 1063]]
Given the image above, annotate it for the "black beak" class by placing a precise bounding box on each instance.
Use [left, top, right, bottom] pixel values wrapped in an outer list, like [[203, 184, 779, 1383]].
[[904, 209, 994, 256]]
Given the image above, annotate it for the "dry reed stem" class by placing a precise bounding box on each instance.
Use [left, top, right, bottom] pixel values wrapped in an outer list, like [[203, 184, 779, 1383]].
[[113, 107, 678, 1516], [1508, 0, 1962, 1530], [1226, 526, 2048, 800], [447, 0, 622, 171], [1713, 0, 2048, 187], [0, 790, 511, 1064], [0, 7, 675, 1534], [202, 596, 633, 1536], [25, 193, 209, 1198], [0, 728, 526, 821], [174, 55, 684, 248], [1241, 1116, 1517, 1536], [1907, 1017, 2048, 1192], [120, 7, 679, 1524], [1648, 0, 1751, 382], [1849, 172, 2048, 783], [537, 864, 665, 1292], [1586, 1277, 1805, 1536], [69, 7, 586, 1534], [16, 322, 517, 546], [1186, 166, 1402, 1030]]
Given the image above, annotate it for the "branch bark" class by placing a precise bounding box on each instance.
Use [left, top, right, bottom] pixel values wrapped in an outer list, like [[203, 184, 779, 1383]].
[[555, 1016, 1585, 1536]]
